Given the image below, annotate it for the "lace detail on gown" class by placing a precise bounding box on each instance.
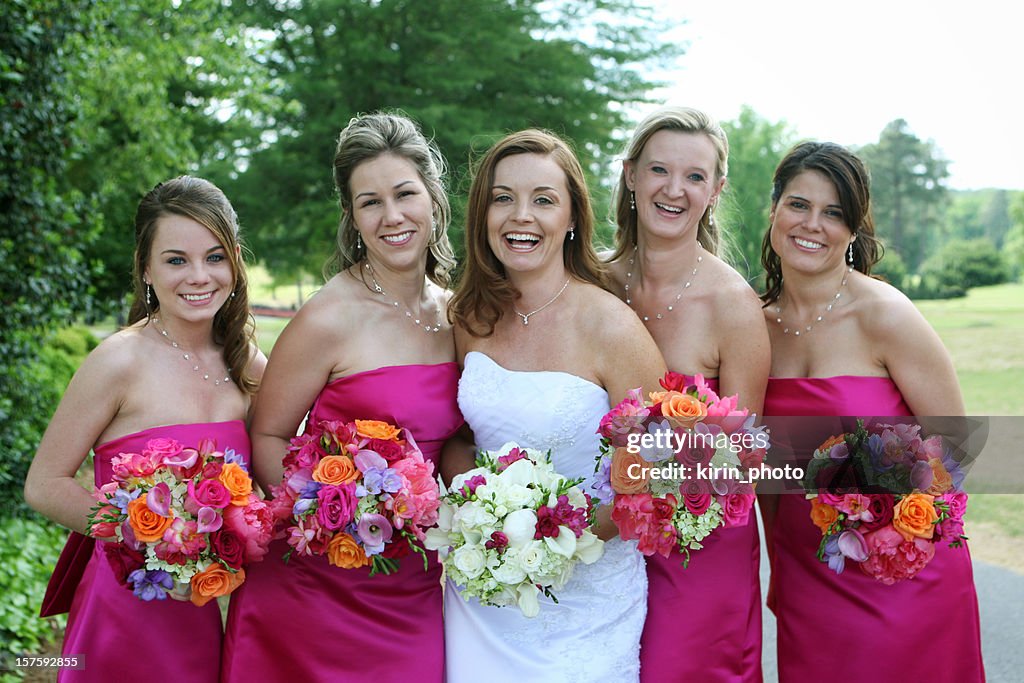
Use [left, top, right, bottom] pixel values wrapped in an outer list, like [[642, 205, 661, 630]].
[[445, 352, 646, 683]]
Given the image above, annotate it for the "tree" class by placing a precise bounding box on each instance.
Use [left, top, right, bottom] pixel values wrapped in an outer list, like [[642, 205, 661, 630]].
[[857, 119, 949, 271], [719, 106, 795, 282], [1004, 192, 1024, 278], [1, 0, 99, 516], [63, 0, 276, 314], [216, 0, 677, 277]]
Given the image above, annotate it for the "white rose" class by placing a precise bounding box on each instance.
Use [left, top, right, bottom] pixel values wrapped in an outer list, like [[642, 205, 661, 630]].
[[501, 508, 538, 548], [452, 545, 487, 579], [517, 540, 546, 576], [517, 583, 541, 618]]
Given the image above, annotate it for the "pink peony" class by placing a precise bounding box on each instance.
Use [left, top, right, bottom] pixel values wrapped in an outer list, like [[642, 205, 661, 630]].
[[223, 498, 275, 563], [611, 493, 655, 541], [110, 451, 161, 482], [860, 524, 936, 584]]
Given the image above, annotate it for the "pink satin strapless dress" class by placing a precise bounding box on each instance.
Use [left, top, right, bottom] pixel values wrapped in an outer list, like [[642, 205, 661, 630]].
[[41, 420, 250, 683], [764, 376, 984, 682], [639, 377, 763, 683], [220, 363, 463, 683]]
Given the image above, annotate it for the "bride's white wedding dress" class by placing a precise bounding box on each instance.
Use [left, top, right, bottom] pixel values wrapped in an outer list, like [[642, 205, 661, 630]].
[[444, 351, 647, 683]]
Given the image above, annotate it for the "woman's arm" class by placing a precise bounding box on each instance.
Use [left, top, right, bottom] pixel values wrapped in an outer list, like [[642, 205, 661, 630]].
[[716, 284, 770, 416], [24, 337, 131, 535]]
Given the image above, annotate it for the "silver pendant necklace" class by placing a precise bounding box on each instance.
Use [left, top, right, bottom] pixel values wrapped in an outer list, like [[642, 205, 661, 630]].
[[151, 317, 232, 386], [364, 261, 442, 333], [513, 278, 571, 326], [774, 266, 853, 336], [624, 244, 702, 322]]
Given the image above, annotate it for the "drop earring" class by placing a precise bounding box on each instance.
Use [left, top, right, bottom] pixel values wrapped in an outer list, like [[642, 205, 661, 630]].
[[145, 283, 152, 307], [847, 240, 854, 265], [356, 232, 363, 250], [629, 192, 636, 211], [569, 225, 575, 241]]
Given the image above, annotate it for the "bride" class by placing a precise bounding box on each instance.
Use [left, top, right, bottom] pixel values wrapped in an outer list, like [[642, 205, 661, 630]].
[[443, 129, 666, 682]]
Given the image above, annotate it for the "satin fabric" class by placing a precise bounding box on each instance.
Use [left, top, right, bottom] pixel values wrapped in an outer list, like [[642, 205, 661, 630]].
[[640, 377, 763, 683], [50, 420, 250, 683], [764, 376, 985, 683], [221, 363, 463, 683]]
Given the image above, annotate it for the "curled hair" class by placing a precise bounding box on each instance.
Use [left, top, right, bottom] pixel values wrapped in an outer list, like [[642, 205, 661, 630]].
[[449, 129, 608, 338], [760, 142, 883, 305], [610, 106, 729, 261], [128, 176, 259, 394], [327, 111, 456, 287]]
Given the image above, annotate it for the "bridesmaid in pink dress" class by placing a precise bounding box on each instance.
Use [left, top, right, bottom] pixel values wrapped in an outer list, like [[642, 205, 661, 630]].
[[759, 141, 985, 682], [25, 176, 266, 682], [605, 106, 770, 683], [220, 112, 462, 683]]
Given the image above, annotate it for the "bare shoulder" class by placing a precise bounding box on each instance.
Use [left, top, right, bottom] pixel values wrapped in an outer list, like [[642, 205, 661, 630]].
[[83, 325, 149, 382], [854, 274, 928, 337], [577, 283, 650, 348], [277, 274, 357, 344], [705, 256, 765, 327]]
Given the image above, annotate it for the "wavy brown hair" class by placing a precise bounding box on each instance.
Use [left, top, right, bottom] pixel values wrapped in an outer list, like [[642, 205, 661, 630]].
[[760, 141, 883, 306], [610, 106, 729, 262], [128, 176, 259, 394], [449, 129, 608, 338], [326, 111, 456, 287]]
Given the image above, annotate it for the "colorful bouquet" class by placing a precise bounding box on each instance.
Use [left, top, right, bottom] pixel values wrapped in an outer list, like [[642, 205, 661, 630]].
[[424, 442, 603, 618], [269, 418, 440, 575], [592, 372, 769, 566], [88, 437, 273, 605], [804, 419, 968, 584]]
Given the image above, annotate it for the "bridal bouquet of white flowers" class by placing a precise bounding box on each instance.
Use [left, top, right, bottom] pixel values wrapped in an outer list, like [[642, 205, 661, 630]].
[[425, 442, 603, 617]]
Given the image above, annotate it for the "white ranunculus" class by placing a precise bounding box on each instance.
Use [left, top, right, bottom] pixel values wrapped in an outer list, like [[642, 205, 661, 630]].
[[574, 530, 604, 564], [517, 583, 541, 618], [502, 508, 538, 548], [543, 526, 577, 558], [452, 545, 486, 579], [490, 556, 527, 586]]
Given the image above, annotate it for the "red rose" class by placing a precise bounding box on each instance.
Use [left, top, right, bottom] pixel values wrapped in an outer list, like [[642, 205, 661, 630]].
[[103, 542, 146, 587], [211, 528, 246, 569]]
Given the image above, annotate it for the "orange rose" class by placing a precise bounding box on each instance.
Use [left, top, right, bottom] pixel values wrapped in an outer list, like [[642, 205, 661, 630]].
[[313, 455, 360, 485], [893, 493, 938, 540], [126, 494, 174, 542], [809, 497, 839, 534], [924, 459, 954, 496], [650, 391, 707, 429], [355, 419, 401, 442], [609, 448, 650, 495], [219, 462, 254, 506], [326, 532, 370, 569], [190, 564, 245, 607]]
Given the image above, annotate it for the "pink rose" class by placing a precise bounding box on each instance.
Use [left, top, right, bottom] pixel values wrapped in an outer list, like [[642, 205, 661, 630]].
[[186, 478, 231, 513], [142, 437, 184, 463], [284, 433, 323, 471], [683, 492, 712, 516], [315, 483, 358, 531], [720, 493, 754, 527]]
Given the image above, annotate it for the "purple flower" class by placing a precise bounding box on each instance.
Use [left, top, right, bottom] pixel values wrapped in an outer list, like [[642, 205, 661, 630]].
[[299, 479, 323, 500], [910, 460, 934, 491], [460, 475, 487, 498], [128, 569, 174, 601], [356, 513, 393, 556], [837, 529, 869, 562], [355, 449, 405, 496], [590, 459, 614, 506], [292, 498, 316, 516], [111, 488, 142, 514], [822, 535, 846, 574]]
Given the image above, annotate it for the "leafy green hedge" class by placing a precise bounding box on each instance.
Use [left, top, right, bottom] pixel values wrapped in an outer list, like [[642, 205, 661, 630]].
[[0, 517, 68, 677]]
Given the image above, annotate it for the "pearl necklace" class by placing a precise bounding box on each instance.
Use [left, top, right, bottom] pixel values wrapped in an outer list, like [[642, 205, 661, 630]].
[[151, 317, 232, 385], [364, 261, 442, 333], [624, 244, 702, 322], [774, 266, 853, 336], [513, 278, 571, 326]]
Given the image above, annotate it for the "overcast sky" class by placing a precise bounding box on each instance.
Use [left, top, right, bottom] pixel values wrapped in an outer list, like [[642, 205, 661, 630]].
[[639, 1, 1024, 190]]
